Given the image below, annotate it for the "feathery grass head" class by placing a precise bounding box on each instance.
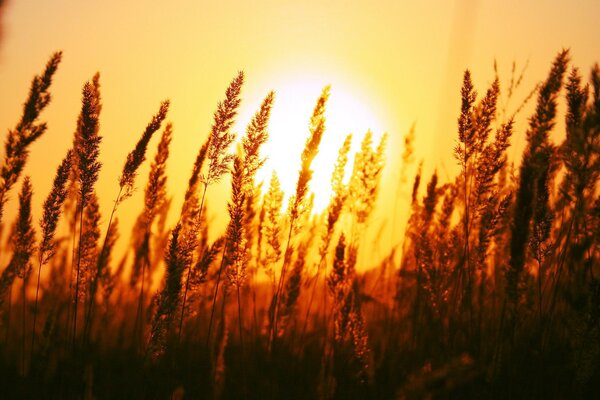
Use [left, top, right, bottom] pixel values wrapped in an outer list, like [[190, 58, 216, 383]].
[[180, 137, 209, 222], [192, 236, 225, 286], [320, 134, 352, 258], [204, 71, 244, 185], [242, 91, 274, 186], [149, 224, 186, 359], [263, 172, 284, 269], [456, 70, 477, 161], [411, 162, 423, 205], [526, 49, 569, 152], [144, 122, 172, 227], [75, 73, 103, 207], [225, 155, 247, 288], [76, 192, 101, 299], [289, 85, 330, 222], [349, 130, 388, 224], [13, 177, 35, 280], [39, 149, 72, 265], [0, 52, 62, 223], [119, 100, 170, 201], [0, 177, 35, 303], [508, 50, 569, 306]]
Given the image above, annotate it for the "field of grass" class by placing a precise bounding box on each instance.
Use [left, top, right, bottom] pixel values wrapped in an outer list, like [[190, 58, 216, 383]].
[[0, 49, 599, 399]]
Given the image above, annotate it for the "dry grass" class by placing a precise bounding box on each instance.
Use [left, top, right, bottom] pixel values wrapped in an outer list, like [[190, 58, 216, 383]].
[[0, 50, 599, 400]]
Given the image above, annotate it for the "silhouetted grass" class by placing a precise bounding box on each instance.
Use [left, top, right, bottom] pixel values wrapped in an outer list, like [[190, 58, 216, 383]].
[[0, 50, 599, 400]]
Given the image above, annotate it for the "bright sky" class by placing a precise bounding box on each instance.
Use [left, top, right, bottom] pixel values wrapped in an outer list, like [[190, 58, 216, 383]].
[[1, 0, 599, 267]]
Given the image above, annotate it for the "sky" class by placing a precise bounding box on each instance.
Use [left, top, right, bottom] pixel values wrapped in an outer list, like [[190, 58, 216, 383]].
[[0, 0, 599, 267]]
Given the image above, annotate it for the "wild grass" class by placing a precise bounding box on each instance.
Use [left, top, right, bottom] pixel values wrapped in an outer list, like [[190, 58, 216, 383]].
[[0, 50, 599, 400]]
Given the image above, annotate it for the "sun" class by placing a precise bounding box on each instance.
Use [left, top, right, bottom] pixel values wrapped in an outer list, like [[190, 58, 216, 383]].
[[236, 78, 386, 214]]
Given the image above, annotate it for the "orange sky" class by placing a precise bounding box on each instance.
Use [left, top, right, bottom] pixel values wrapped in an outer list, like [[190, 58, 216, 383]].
[[1, 0, 599, 268]]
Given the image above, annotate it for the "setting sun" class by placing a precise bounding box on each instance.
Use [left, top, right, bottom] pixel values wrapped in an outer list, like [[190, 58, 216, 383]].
[[237, 78, 387, 213]]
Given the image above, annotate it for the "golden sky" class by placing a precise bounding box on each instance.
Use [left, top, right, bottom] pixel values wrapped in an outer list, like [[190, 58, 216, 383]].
[[1, 0, 599, 267]]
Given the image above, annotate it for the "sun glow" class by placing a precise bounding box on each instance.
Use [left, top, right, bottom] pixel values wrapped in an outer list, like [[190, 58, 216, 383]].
[[237, 78, 386, 214]]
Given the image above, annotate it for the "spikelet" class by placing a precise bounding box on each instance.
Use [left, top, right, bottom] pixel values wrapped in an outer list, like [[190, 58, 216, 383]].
[[31, 150, 72, 349], [39, 150, 73, 265], [269, 87, 330, 342], [74, 73, 102, 208], [241, 92, 274, 267], [262, 172, 284, 284], [76, 193, 101, 301], [242, 91, 274, 186], [507, 50, 569, 306], [279, 243, 307, 334], [192, 237, 225, 287], [119, 100, 170, 202], [149, 224, 187, 359], [145, 122, 172, 225], [328, 234, 350, 338], [180, 138, 209, 226], [288, 86, 329, 224], [203, 71, 244, 185], [454, 70, 477, 164], [320, 134, 352, 259], [411, 162, 423, 205], [0, 52, 62, 224], [131, 123, 172, 285], [226, 91, 274, 287], [98, 219, 120, 304], [348, 131, 388, 225], [0, 178, 35, 306], [225, 156, 248, 288]]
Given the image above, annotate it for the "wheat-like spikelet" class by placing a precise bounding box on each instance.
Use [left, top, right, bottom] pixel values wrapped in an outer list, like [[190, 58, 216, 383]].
[[76, 193, 101, 302], [320, 134, 352, 259], [82, 101, 169, 347], [242, 91, 274, 272], [131, 123, 172, 286], [225, 155, 248, 288], [225, 92, 275, 284], [203, 71, 244, 186], [327, 233, 371, 386], [0, 177, 35, 307], [98, 218, 119, 304], [348, 131, 388, 226], [279, 243, 307, 335], [181, 72, 245, 341], [31, 149, 72, 354], [74, 73, 102, 208], [72, 73, 102, 344], [119, 100, 170, 202], [148, 224, 187, 359], [507, 50, 569, 308], [270, 86, 329, 345], [262, 172, 284, 287], [192, 236, 225, 286], [288, 86, 329, 223], [0, 52, 62, 224], [180, 138, 209, 228]]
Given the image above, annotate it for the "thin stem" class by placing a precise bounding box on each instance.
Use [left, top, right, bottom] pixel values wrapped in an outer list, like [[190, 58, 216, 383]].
[[83, 185, 122, 349], [299, 254, 327, 345], [72, 197, 85, 351], [22, 278, 27, 376], [268, 221, 294, 352], [237, 284, 247, 400], [30, 258, 44, 365], [179, 183, 208, 342], [206, 241, 228, 347], [133, 242, 148, 351]]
